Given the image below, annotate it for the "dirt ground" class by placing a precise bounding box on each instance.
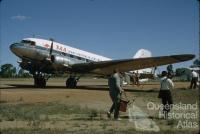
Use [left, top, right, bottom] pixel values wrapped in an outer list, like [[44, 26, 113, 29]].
[[0, 78, 199, 134]]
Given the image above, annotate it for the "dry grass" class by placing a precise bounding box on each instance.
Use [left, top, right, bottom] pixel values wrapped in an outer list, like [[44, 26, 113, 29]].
[[0, 78, 199, 134]]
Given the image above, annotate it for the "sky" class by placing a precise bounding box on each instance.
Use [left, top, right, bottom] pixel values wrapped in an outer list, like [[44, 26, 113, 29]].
[[0, 0, 199, 71]]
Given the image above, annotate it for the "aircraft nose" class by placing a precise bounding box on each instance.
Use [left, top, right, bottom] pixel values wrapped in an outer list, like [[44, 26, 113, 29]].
[[10, 43, 22, 56], [10, 43, 17, 52]]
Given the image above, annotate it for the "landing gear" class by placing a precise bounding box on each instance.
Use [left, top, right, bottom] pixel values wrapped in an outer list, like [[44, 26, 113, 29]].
[[66, 76, 78, 88], [33, 73, 49, 88]]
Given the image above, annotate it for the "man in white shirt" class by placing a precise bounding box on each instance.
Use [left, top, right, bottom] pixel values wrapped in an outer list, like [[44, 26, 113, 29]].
[[159, 71, 174, 119], [190, 70, 198, 89]]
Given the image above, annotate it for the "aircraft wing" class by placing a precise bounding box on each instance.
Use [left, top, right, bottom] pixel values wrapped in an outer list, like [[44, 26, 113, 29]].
[[71, 54, 195, 75]]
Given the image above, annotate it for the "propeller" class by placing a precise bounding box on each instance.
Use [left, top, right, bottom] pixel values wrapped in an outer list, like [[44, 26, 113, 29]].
[[49, 38, 57, 63], [49, 38, 54, 56]]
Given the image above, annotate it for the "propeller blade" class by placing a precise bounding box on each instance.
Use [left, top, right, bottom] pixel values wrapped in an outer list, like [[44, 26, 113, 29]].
[[49, 38, 54, 56]]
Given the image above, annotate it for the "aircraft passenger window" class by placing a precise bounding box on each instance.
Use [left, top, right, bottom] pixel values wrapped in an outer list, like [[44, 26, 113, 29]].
[[77, 57, 82, 60], [86, 59, 93, 62], [81, 58, 85, 61], [70, 55, 74, 58], [61, 52, 66, 56]]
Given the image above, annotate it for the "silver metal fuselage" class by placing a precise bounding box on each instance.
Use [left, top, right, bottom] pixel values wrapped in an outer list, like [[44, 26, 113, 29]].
[[10, 42, 87, 74], [10, 43, 49, 61]]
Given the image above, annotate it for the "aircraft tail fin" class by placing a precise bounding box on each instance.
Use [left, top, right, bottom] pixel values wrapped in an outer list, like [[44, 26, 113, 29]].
[[133, 49, 152, 59], [133, 49, 152, 74]]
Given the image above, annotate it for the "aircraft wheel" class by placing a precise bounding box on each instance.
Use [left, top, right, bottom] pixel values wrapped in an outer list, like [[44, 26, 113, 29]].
[[66, 77, 77, 88], [34, 77, 46, 88], [72, 79, 77, 88], [40, 78, 46, 88], [34, 77, 39, 88], [66, 80, 70, 88]]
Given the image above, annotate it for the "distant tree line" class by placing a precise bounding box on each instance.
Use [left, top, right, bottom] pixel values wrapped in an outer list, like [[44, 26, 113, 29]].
[[0, 63, 31, 78], [169, 59, 200, 81], [175, 68, 191, 81], [0, 63, 66, 78], [190, 59, 200, 68]]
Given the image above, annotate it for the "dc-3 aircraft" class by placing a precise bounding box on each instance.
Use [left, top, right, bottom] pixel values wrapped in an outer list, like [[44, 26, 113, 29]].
[[10, 38, 195, 88]]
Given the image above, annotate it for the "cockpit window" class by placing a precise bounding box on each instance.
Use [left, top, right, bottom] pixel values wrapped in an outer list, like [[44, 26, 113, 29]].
[[21, 40, 36, 46]]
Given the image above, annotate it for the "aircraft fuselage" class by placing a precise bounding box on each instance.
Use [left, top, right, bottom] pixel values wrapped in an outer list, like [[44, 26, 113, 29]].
[[10, 38, 111, 74]]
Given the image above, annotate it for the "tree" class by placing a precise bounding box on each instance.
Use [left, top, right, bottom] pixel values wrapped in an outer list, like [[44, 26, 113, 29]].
[[18, 68, 24, 77], [0, 64, 17, 78], [191, 59, 200, 67], [175, 68, 191, 81], [18, 68, 31, 78]]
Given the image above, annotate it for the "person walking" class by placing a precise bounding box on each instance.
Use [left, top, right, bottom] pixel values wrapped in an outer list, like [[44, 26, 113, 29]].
[[107, 69, 124, 120], [158, 71, 174, 119], [135, 71, 140, 86], [190, 70, 198, 89], [132, 72, 136, 86]]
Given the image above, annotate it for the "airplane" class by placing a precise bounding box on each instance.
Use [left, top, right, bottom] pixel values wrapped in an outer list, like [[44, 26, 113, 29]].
[[123, 49, 157, 85], [10, 38, 195, 88], [188, 67, 200, 71], [132, 48, 154, 76], [132, 49, 157, 81]]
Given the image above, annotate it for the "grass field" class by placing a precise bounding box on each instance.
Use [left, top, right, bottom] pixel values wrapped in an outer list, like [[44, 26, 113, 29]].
[[0, 78, 199, 134]]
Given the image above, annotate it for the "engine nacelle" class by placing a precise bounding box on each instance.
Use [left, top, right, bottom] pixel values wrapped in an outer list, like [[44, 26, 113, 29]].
[[51, 55, 70, 66]]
